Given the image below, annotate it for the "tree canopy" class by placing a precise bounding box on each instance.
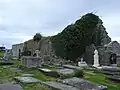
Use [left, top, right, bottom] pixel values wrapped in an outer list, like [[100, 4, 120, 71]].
[[51, 13, 100, 61]]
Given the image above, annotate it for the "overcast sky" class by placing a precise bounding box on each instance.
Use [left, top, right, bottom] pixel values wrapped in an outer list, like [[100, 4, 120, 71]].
[[0, 0, 120, 48]]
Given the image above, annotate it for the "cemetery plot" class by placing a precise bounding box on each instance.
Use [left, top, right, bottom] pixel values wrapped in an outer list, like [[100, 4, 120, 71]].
[[0, 83, 23, 90], [39, 68, 59, 77], [14, 76, 40, 84], [59, 77, 107, 90], [43, 81, 79, 90]]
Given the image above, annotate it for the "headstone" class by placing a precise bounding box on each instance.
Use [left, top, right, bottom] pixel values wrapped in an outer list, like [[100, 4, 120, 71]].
[[78, 58, 88, 67], [93, 49, 100, 67], [14, 76, 40, 84], [0, 83, 23, 90], [21, 56, 41, 68]]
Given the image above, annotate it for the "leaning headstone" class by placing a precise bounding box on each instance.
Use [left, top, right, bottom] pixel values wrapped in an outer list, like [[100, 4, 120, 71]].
[[0, 83, 23, 90], [59, 77, 107, 90], [14, 76, 40, 84]]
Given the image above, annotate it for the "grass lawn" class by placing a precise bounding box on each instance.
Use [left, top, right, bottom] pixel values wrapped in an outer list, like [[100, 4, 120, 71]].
[[1, 51, 120, 90], [0, 52, 53, 90], [84, 70, 120, 90]]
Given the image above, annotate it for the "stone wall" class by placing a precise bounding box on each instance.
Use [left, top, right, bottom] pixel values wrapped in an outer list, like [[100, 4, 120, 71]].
[[12, 43, 24, 58], [84, 44, 96, 65]]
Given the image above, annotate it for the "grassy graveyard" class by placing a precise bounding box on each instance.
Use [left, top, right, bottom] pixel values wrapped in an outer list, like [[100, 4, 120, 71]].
[[0, 52, 120, 90], [84, 69, 120, 90]]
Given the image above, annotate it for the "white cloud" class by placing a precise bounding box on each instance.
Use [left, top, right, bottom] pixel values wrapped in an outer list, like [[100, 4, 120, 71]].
[[0, 0, 120, 48]]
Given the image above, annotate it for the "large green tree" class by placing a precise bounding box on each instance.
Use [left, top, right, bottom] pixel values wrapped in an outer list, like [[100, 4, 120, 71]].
[[51, 13, 100, 61]]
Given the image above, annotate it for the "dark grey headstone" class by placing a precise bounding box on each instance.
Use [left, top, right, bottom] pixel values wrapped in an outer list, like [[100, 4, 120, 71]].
[[0, 84, 23, 90]]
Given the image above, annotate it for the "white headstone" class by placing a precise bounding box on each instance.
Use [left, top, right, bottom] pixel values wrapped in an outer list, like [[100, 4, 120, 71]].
[[81, 58, 84, 62], [78, 58, 87, 67], [93, 49, 99, 67]]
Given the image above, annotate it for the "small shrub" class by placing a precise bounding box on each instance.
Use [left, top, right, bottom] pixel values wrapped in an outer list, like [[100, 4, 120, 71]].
[[74, 69, 84, 78], [60, 74, 73, 79]]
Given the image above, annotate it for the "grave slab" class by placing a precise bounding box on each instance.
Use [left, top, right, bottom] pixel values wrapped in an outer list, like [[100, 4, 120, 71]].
[[43, 81, 79, 90], [21, 74, 34, 77], [101, 66, 120, 72], [56, 68, 74, 75], [39, 68, 59, 77], [14, 76, 40, 83], [10, 68, 22, 72], [59, 77, 107, 90], [107, 75, 120, 82], [63, 64, 82, 70], [0, 83, 23, 90], [0, 62, 13, 65]]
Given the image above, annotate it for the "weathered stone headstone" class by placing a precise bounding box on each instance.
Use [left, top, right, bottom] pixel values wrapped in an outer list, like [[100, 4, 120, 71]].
[[22, 56, 41, 68]]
